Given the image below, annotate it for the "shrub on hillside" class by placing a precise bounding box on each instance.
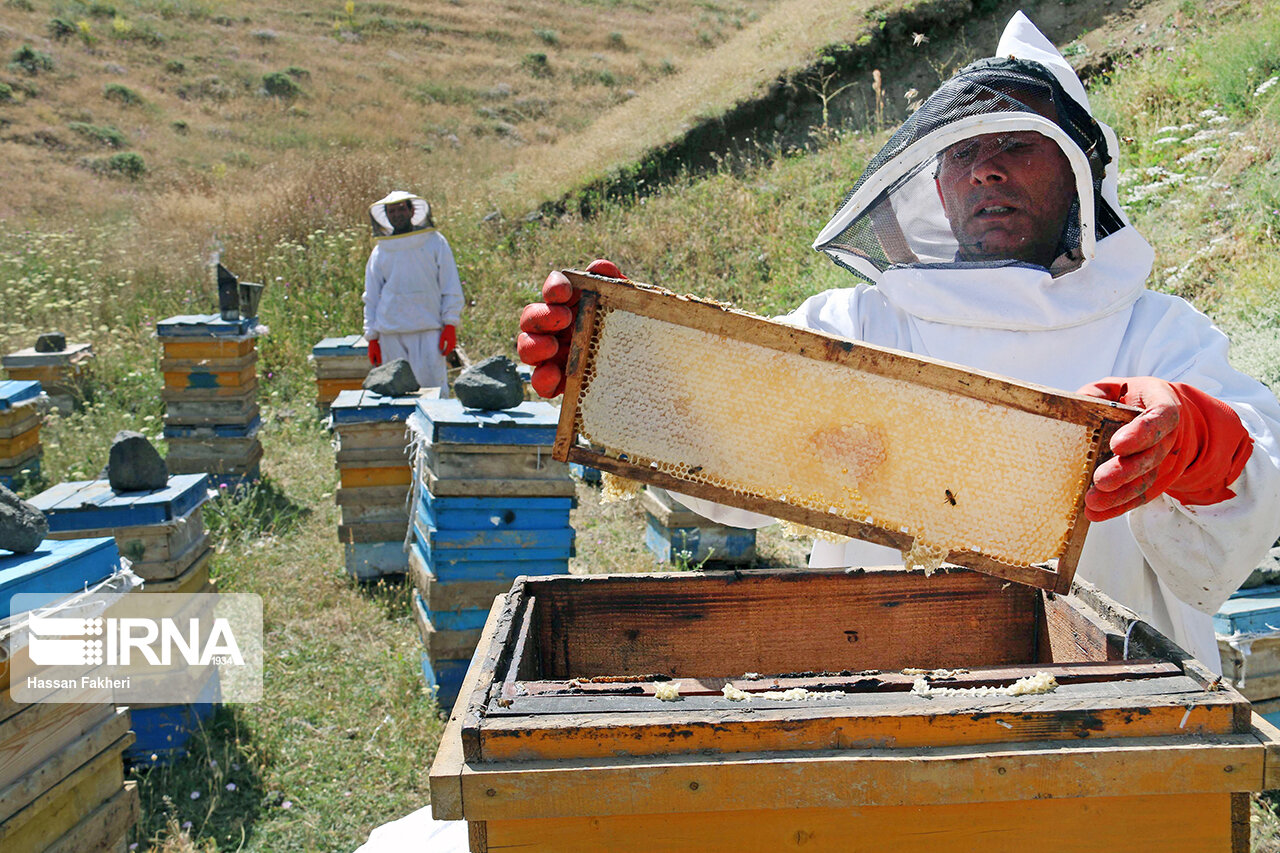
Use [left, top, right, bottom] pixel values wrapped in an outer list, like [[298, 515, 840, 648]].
[[102, 151, 145, 178], [164, 59, 185, 74], [48, 17, 76, 40], [521, 52, 550, 78], [0, 82, 12, 102], [9, 45, 54, 76], [534, 28, 559, 46], [68, 121, 126, 147], [262, 71, 302, 99], [283, 66, 310, 81], [103, 82, 142, 105], [176, 76, 234, 101], [110, 16, 164, 46]]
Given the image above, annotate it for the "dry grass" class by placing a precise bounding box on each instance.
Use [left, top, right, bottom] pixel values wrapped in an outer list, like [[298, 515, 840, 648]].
[[495, 0, 893, 209], [0, 0, 777, 222]]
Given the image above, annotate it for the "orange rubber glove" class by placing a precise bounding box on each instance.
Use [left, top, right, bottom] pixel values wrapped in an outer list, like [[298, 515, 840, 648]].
[[518, 259, 625, 397], [367, 339, 382, 366], [1077, 376, 1254, 522], [439, 325, 457, 356]]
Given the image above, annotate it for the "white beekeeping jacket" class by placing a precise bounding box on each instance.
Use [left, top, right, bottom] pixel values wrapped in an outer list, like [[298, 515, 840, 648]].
[[363, 230, 464, 338], [681, 12, 1280, 672]]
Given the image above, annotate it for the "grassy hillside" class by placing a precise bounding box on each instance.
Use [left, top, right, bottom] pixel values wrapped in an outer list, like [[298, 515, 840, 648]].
[[4, 0, 1280, 849], [0, 0, 780, 220]]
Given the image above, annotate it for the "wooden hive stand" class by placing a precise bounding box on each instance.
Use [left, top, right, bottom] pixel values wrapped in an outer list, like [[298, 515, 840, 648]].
[[157, 315, 264, 489], [310, 335, 371, 412], [2, 343, 93, 416], [406, 398, 573, 711], [1, 537, 139, 852], [0, 380, 45, 489]]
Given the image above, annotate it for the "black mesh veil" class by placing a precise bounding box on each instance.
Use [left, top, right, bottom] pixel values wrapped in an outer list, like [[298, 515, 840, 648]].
[[813, 58, 1125, 282]]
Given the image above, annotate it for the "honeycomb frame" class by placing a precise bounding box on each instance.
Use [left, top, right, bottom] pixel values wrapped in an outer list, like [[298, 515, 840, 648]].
[[552, 271, 1138, 593]]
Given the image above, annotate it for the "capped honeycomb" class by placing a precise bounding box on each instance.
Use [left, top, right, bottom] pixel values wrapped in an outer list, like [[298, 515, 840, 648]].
[[573, 307, 1100, 569]]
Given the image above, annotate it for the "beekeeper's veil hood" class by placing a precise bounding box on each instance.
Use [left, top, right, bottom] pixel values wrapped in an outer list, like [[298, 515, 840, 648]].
[[369, 190, 434, 239], [813, 12, 1132, 283]]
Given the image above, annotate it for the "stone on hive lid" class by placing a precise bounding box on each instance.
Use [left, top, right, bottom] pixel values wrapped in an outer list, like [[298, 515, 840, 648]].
[[364, 359, 419, 397], [0, 483, 48, 554], [34, 331, 67, 353], [108, 430, 169, 492], [454, 355, 523, 411]]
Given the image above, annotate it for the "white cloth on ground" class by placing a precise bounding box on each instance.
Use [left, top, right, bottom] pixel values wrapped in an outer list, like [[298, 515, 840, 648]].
[[351, 804, 467, 853]]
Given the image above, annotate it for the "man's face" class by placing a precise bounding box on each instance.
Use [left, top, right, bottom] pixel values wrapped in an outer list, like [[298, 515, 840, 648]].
[[934, 130, 1076, 268], [386, 200, 415, 231]]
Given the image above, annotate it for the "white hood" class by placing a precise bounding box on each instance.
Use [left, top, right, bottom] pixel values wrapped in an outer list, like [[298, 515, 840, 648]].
[[813, 10, 1144, 313]]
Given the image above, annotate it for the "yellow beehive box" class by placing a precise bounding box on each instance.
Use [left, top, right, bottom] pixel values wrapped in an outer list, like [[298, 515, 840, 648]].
[[430, 569, 1280, 852]]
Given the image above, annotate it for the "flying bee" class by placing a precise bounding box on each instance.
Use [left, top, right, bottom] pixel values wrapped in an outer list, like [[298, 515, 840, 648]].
[[944, 489, 958, 506], [688, 465, 703, 475]]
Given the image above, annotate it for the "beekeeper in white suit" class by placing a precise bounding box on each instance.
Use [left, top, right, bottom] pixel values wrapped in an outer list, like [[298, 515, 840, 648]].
[[363, 190, 465, 395], [518, 13, 1280, 672]]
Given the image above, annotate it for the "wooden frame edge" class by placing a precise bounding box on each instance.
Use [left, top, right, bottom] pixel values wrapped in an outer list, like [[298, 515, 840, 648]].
[[428, 594, 514, 820]]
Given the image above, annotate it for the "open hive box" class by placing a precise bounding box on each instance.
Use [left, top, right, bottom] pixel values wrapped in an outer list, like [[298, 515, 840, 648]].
[[551, 271, 1144, 593], [430, 569, 1280, 852]]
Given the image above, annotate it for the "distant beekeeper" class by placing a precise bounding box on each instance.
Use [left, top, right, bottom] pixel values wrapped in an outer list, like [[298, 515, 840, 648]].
[[517, 13, 1280, 672], [363, 190, 464, 395]]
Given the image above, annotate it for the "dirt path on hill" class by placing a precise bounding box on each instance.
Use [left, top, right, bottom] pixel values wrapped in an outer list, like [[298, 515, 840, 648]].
[[560, 0, 1188, 215]]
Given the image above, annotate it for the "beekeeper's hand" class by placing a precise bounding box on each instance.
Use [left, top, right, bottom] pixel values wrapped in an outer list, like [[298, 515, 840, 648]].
[[1077, 377, 1253, 522], [517, 259, 625, 397], [439, 325, 457, 356], [367, 338, 382, 366]]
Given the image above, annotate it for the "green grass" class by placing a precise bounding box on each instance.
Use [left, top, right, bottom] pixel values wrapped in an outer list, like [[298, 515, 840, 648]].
[[122, 416, 448, 851]]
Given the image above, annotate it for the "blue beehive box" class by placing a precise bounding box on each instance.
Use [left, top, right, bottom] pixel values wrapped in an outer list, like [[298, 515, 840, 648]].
[[329, 388, 426, 426], [30, 474, 210, 532], [1215, 584, 1280, 727], [312, 335, 368, 359], [0, 379, 44, 488], [0, 379, 42, 411], [408, 399, 573, 710], [1215, 585, 1280, 636], [156, 314, 255, 338], [411, 398, 561, 446], [0, 537, 121, 619], [640, 486, 756, 566], [125, 669, 221, 766]]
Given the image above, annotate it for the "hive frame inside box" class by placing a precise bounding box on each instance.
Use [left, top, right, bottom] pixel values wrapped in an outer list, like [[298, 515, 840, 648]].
[[430, 569, 1280, 852], [554, 271, 1139, 594]]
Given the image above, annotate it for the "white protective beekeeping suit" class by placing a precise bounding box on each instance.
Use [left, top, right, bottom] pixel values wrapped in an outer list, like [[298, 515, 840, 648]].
[[681, 12, 1280, 671], [364, 190, 465, 394]]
